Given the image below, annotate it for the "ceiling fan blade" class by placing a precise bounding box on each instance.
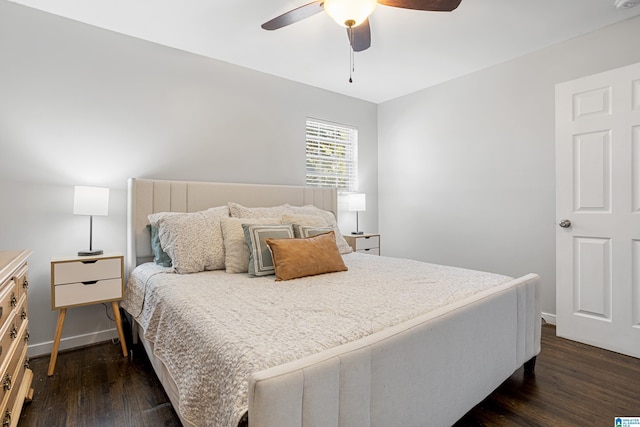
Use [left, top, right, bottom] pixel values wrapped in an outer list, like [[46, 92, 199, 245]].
[[261, 1, 325, 30], [347, 19, 371, 52], [377, 0, 462, 11]]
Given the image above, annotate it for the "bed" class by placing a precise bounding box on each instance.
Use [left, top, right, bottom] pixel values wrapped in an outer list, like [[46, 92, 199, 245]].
[[123, 177, 541, 427]]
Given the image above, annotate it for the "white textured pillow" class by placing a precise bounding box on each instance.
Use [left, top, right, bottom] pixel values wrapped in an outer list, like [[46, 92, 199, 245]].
[[221, 217, 283, 273], [228, 202, 290, 218], [148, 206, 229, 274], [285, 204, 352, 254], [281, 213, 328, 227]]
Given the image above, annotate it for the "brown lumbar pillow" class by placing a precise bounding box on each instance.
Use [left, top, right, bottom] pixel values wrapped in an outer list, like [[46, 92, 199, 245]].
[[265, 231, 348, 281]]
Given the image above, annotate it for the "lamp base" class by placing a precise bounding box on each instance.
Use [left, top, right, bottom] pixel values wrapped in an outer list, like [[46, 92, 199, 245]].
[[351, 231, 364, 235], [77, 249, 103, 256]]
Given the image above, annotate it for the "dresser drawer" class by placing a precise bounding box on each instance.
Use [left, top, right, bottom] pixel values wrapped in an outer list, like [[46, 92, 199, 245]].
[[14, 297, 27, 339], [52, 258, 121, 285], [354, 235, 379, 250], [0, 324, 27, 411], [0, 328, 29, 427], [0, 284, 17, 332], [10, 265, 28, 307], [0, 313, 18, 374], [53, 278, 123, 308]]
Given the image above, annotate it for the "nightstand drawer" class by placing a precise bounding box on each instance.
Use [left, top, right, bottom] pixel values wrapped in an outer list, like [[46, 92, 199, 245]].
[[345, 234, 381, 256], [53, 258, 121, 285], [356, 247, 380, 255], [354, 235, 379, 250], [53, 278, 122, 308]]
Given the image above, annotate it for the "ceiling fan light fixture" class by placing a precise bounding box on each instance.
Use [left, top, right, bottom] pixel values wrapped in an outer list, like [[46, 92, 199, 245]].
[[324, 0, 377, 27]]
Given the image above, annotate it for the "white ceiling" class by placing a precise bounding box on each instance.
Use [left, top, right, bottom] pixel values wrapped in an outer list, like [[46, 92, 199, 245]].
[[9, 0, 640, 103]]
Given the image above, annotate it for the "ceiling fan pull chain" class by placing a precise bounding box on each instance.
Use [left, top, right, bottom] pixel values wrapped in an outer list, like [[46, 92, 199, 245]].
[[349, 26, 354, 83], [349, 49, 353, 83]]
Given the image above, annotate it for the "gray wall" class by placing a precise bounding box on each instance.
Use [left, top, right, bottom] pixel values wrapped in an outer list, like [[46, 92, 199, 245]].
[[0, 1, 378, 356], [378, 15, 640, 318]]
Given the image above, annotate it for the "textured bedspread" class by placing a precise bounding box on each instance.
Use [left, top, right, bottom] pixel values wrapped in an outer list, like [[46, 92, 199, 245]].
[[121, 253, 512, 427]]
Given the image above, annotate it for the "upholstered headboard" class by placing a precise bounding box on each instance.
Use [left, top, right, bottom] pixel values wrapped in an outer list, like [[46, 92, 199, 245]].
[[126, 178, 338, 276]]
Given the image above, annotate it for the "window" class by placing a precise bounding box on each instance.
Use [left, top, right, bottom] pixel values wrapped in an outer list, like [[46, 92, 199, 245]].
[[305, 119, 358, 191]]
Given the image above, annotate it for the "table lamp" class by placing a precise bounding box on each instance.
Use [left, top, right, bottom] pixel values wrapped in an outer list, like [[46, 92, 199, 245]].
[[347, 193, 366, 235], [73, 185, 109, 256]]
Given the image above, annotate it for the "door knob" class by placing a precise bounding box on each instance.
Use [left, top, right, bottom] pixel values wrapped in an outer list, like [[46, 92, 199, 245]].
[[558, 219, 571, 228]]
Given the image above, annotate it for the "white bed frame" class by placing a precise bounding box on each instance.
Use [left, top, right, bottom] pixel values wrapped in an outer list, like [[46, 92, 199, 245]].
[[126, 177, 541, 427]]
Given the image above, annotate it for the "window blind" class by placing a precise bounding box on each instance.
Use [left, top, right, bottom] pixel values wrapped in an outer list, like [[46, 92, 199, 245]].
[[305, 119, 358, 191]]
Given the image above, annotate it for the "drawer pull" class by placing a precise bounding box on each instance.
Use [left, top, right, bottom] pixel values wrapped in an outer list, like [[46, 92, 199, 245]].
[[81, 260, 98, 264], [23, 279, 29, 290], [24, 330, 30, 342], [81, 280, 99, 285], [9, 294, 17, 308], [9, 326, 17, 340], [3, 374, 11, 391], [21, 309, 27, 320], [0, 346, 2, 358], [0, 306, 3, 320], [3, 409, 10, 427], [24, 357, 30, 369]]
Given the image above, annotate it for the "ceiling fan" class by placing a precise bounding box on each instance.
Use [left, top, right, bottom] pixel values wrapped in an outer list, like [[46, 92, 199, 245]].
[[261, 0, 462, 52]]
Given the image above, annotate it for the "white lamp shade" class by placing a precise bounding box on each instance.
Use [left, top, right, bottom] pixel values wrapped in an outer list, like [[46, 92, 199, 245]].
[[73, 186, 109, 216], [347, 193, 366, 212], [324, 0, 377, 27]]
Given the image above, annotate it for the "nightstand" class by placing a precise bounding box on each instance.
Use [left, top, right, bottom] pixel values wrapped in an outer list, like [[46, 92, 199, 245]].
[[48, 254, 128, 376], [345, 233, 380, 255]]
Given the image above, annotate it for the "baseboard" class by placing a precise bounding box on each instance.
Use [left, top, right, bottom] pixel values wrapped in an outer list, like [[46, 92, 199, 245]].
[[28, 328, 119, 358], [28, 313, 558, 357], [542, 312, 556, 325]]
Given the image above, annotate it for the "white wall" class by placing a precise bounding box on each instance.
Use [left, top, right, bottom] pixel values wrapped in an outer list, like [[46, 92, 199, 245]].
[[0, 1, 378, 356], [6, 0, 639, 356], [378, 15, 640, 317]]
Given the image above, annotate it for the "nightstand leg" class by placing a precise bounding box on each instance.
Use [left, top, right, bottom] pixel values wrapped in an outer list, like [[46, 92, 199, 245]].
[[112, 301, 128, 357], [48, 308, 66, 376]]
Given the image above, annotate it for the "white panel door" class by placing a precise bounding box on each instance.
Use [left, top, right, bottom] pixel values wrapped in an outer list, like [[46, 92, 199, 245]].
[[556, 62, 640, 358]]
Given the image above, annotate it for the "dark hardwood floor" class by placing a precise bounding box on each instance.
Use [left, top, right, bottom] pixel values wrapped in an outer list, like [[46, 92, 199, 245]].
[[19, 324, 640, 426], [456, 324, 640, 426], [19, 338, 180, 427]]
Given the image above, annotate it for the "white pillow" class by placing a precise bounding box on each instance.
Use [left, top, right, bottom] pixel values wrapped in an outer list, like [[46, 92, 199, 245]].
[[284, 204, 352, 254], [148, 206, 229, 274], [221, 217, 283, 273], [281, 213, 328, 227], [228, 202, 290, 218]]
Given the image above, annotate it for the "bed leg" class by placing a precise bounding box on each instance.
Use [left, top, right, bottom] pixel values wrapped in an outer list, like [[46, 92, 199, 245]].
[[120, 308, 139, 345], [523, 356, 537, 374], [131, 321, 139, 345]]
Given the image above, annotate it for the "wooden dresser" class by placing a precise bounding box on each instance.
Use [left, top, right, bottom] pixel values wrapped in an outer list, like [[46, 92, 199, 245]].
[[0, 250, 33, 427]]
